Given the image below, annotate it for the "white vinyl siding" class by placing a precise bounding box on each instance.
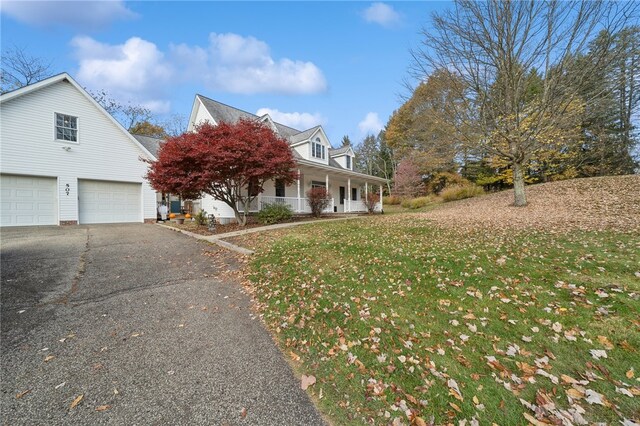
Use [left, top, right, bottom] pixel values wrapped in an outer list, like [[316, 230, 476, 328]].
[[0, 78, 157, 223], [0, 174, 57, 226], [78, 180, 141, 224]]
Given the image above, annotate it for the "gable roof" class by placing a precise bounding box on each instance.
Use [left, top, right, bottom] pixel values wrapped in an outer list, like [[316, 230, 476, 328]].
[[0, 73, 156, 160], [289, 126, 321, 144], [196, 94, 302, 140], [132, 134, 164, 159], [191, 95, 385, 181], [329, 146, 353, 156]]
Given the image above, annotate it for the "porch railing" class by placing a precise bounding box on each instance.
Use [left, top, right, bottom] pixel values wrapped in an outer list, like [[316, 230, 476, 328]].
[[344, 199, 382, 213], [238, 196, 336, 214]]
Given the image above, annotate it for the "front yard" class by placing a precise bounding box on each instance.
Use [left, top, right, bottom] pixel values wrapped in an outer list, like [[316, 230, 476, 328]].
[[240, 215, 639, 425]]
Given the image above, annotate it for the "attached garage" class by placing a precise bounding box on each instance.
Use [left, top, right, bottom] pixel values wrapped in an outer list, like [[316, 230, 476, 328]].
[[0, 174, 57, 227], [1, 73, 158, 227], [78, 180, 142, 224]]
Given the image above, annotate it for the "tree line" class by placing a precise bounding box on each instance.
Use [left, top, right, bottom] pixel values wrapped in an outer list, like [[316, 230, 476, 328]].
[[384, 1, 639, 206]]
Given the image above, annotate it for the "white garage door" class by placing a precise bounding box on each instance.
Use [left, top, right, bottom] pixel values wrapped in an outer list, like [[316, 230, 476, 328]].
[[1, 174, 57, 226], [78, 180, 141, 224]]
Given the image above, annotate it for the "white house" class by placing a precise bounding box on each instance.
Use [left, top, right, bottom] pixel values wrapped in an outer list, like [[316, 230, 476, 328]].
[[0, 73, 157, 226], [188, 95, 387, 220]]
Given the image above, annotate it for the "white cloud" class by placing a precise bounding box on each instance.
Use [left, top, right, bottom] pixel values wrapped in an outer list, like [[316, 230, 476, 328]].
[[171, 33, 327, 95], [363, 2, 401, 28], [358, 112, 384, 135], [256, 108, 326, 130], [1, 1, 136, 30], [71, 36, 172, 113]]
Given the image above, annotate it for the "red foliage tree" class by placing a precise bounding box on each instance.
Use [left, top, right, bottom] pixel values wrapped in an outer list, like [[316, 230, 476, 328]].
[[306, 187, 331, 217], [146, 119, 298, 226], [393, 158, 424, 198]]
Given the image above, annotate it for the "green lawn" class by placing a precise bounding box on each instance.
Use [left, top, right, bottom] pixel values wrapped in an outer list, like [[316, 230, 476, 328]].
[[245, 215, 640, 425]]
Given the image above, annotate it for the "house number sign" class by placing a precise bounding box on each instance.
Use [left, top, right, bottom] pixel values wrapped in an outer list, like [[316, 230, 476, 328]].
[[65, 184, 70, 196]]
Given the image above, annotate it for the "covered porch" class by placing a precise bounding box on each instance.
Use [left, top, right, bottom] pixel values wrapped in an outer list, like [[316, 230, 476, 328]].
[[241, 162, 386, 214]]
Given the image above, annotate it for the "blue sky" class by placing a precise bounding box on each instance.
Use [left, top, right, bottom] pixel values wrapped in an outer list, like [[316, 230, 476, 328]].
[[1, 1, 447, 145]]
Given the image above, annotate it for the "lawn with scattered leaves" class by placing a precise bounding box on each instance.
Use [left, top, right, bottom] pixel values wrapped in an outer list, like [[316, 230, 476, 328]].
[[242, 211, 639, 425]]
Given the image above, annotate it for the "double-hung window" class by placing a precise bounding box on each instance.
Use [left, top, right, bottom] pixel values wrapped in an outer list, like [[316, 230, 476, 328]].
[[312, 138, 325, 160], [55, 113, 78, 142], [346, 155, 351, 170]]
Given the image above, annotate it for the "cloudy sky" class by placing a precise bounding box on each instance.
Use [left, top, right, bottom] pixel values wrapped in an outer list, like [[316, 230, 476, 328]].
[[1, 1, 445, 145]]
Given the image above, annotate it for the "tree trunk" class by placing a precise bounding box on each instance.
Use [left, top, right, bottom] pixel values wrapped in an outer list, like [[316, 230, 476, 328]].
[[512, 161, 527, 206]]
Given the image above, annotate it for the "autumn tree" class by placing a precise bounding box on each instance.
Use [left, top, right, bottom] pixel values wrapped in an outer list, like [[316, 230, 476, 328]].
[[410, 0, 637, 206], [1, 46, 53, 93], [130, 120, 168, 139], [393, 158, 423, 198], [146, 119, 298, 226], [387, 69, 470, 174]]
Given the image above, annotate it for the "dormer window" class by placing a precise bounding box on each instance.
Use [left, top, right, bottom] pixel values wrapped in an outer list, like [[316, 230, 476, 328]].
[[312, 138, 325, 160], [346, 155, 351, 170]]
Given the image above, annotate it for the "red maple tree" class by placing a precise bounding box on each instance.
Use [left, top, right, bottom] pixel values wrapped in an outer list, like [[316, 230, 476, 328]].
[[146, 119, 298, 226]]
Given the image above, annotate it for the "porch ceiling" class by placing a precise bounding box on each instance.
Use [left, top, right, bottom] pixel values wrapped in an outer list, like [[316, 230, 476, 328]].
[[296, 159, 387, 184]]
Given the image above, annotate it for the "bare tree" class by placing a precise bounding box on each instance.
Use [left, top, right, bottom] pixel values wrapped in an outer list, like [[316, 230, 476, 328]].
[[410, 0, 637, 206], [1, 46, 53, 93], [88, 89, 152, 131]]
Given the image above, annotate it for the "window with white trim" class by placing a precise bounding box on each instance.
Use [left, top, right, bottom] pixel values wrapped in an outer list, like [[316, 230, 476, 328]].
[[346, 155, 351, 170], [311, 138, 325, 160], [55, 113, 78, 142]]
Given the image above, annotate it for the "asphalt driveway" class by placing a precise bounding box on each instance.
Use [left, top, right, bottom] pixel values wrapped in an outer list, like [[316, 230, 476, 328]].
[[1, 224, 325, 425]]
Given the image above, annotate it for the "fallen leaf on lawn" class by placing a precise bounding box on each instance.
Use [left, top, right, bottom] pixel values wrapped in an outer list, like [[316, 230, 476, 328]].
[[552, 322, 563, 333], [597, 335, 614, 350], [585, 389, 606, 406], [301, 375, 316, 390], [95, 405, 111, 412], [626, 368, 634, 379], [447, 378, 463, 401], [16, 389, 31, 399], [449, 402, 462, 412], [70, 394, 84, 409], [561, 374, 578, 384], [616, 387, 634, 397], [289, 351, 300, 362], [413, 416, 428, 426], [523, 412, 550, 426], [566, 388, 585, 399], [589, 349, 607, 359]]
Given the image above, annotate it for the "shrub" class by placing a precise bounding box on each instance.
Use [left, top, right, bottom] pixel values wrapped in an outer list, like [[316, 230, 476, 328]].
[[306, 188, 331, 217], [426, 172, 470, 194], [363, 192, 380, 213], [194, 209, 208, 226], [383, 195, 402, 205], [401, 196, 434, 209], [440, 185, 485, 202], [258, 203, 293, 224]]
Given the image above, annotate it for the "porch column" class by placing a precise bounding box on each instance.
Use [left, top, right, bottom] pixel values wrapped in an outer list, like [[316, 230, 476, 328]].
[[297, 169, 301, 212], [257, 192, 262, 211], [379, 185, 383, 213], [347, 178, 351, 213], [365, 182, 368, 200]]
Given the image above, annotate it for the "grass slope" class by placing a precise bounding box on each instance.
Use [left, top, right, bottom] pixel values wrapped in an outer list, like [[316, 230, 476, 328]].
[[240, 176, 640, 425]]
